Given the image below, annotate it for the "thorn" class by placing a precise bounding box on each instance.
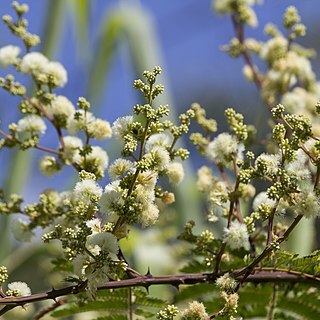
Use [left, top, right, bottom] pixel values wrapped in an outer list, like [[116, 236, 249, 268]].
[[145, 267, 152, 277], [172, 284, 180, 291], [143, 284, 150, 294]]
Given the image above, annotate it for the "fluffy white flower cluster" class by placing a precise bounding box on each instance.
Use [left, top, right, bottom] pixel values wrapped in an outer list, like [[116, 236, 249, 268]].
[[112, 116, 134, 140], [216, 273, 237, 292], [74, 179, 103, 203], [73, 146, 109, 178], [223, 220, 250, 250], [145, 133, 171, 152], [0, 45, 20, 67], [67, 109, 112, 140], [207, 133, 244, 168], [47, 95, 75, 118], [100, 170, 159, 227], [213, 0, 259, 27], [180, 301, 208, 320], [16, 114, 46, 134], [7, 281, 31, 296], [20, 52, 67, 87]]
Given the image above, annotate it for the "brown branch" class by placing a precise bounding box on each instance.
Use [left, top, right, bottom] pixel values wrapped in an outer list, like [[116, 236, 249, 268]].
[[231, 15, 263, 91], [0, 269, 318, 308], [0, 129, 61, 156], [34, 299, 66, 320]]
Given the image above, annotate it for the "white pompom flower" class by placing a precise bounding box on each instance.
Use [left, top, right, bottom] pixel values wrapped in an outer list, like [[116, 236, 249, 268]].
[[207, 133, 244, 168], [17, 115, 46, 134], [88, 118, 112, 140], [45, 61, 68, 87], [7, 282, 31, 296], [20, 52, 48, 75], [108, 158, 134, 180], [67, 110, 95, 134], [145, 133, 171, 153], [74, 179, 103, 203], [166, 162, 184, 184], [48, 95, 75, 118], [112, 116, 133, 140], [223, 220, 250, 250], [139, 203, 159, 227], [86, 232, 119, 256], [0, 45, 20, 67]]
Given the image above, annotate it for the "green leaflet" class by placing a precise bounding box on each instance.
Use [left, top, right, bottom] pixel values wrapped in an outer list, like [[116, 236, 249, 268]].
[[174, 283, 217, 303], [50, 288, 166, 319]]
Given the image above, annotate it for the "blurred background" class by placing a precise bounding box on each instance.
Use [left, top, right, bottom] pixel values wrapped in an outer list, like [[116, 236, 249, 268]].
[[0, 0, 320, 318]]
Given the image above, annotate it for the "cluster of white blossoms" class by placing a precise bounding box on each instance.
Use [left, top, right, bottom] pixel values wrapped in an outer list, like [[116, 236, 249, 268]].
[[111, 115, 134, 140], [6, 281, 31, 297], [73, 178, 103, 204], [180, 301, 209, 320], [206, 133, 244, 168], [216, 273, 237, 292], [16, 114, 47, 134], [20, 52, 67, 88], [213, 0, 260, 27], [0, 45, 20, 67], [67, 109, 112, 140], [255, 152, 280, 177], [223, 220, 250, 250], [47, 95, 75, 118]]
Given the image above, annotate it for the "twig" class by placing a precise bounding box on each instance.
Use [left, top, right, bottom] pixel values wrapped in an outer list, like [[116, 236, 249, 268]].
[[34, 298, 66, 320], [0, 269, 318, 311]]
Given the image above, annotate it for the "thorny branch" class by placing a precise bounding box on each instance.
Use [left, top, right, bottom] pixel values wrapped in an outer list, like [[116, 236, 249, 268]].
[[0, 268, 319, 315]]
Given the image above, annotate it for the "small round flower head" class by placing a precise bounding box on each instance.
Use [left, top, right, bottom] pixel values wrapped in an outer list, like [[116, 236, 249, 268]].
[[221, 291, 239, 313], [136, 170, 158, 190], [260, 36, 288, 65], [7, 282, 31, 296], [48, 95, 75, 118], [99, 180, 122, 214], [180, 301, 208, 320], [67, 110, 95, 134], [88, 118, 112, 140], [86, 232, 119, 256], [161, 191, 175, 204], [145, 133, 171, 153], [166, 162, 184, 184], [45, 61, 68, 87], [216, 273, 237, 292], [157, 305, 179, 320], [17, 115, 46, 133], [139, 203, 159, 227], [39, 156, 61, 176], [136, 184, 155, 205], [86, 218, 102, 234], [20, 52, 48, 75], [11, 218, 33, 241], [255, 153, 280, 176], [108, 158, 134, 180], [294, 190, 320, 218], [285, 149, 310, 182], [252, 192, 276, 211], [206, 133, 243, 167], [0, 45, 20, 67], [150, 146, 170, 170], [112, 116, 133, 140], [223, 220, 249, 250], [74, 146, 109, 178], [61, 135, 83, 164], [197, 166, 215, 192], [74, 179, 103, 203]]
